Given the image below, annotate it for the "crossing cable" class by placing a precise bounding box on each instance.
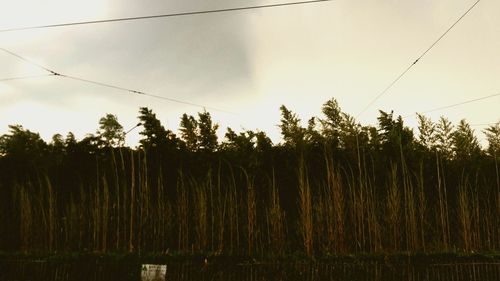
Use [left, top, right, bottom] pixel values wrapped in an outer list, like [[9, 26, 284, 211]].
[[0, 47, 59, 75], [0, 0, 335, 33], [403, 91, 500, 119], [0, 47, 234, 114], [0, 73, 54, 82], [58, 74, 234, 113], [356, 0, 481, 118]]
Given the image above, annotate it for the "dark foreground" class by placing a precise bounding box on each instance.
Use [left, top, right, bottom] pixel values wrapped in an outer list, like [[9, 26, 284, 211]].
[[1, 254, 500, 281]]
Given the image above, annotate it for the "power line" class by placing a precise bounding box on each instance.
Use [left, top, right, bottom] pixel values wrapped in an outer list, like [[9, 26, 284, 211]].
[[0, 47, 234, 114], [404, 91, 500, 118], [0, 47, 59, 75], [356, 0, 481, 118], [0, 73, 54, 82], [59, 74, 235, 114], [0, 0, 335, 33]]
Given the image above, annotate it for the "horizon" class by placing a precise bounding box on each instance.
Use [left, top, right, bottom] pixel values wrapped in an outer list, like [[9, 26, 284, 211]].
[[0, 103, 497, 149]]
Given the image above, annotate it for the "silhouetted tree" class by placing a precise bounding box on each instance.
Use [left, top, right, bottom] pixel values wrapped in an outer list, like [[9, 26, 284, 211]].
[[279, 105, 306, 148], [255, 131, 273, 152], [138, 107, 177, 150], [78, 133, 100, 154], [50, 134, 65, 151], [0, 125, 48, 163], [179, 113, 198, 151], [223, 128, 255, 152], [435, 117, 454, 159], [416, 113, 437, 150], [197, 110, 218, 152], [306, 117, 323, 147], [484, 122, 500, 158], [339, 113, 364, 152], [97, 114, 125, 147], [484, 122, 500, 190], [49, 133, 65, 164], [452, 119, 481, 160], [320, 98, 343, 147], [377, 111, 414, 157]]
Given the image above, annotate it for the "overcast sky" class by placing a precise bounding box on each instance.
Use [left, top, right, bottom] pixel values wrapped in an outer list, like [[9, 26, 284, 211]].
[[0, 0, 499, 146]]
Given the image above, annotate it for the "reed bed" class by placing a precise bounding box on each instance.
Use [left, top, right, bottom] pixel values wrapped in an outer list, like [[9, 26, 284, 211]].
[[1, 146, 497, 257]]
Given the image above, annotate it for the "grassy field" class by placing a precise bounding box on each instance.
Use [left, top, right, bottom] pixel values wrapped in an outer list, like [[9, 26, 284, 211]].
[[1, 104, 498, 265]]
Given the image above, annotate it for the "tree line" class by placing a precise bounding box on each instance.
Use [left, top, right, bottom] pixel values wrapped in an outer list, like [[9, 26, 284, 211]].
[[0, 99, 498, 256]]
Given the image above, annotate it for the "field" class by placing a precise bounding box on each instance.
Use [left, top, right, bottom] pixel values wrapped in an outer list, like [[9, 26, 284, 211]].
[[0, 104, 499, 280]]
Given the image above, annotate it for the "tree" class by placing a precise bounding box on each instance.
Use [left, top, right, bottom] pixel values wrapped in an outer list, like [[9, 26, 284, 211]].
[[51, 134, 64, 148], [484, 122, 500, 190], [255, 131, 272, 153], [339, 113, 364, 152], [197, 110, 219, 152], [49, 133, 65, 158], [97, 114, 125, 147], [452, 119, 481, 160], [223, 128, 255, 152], [305, 117, 324, 146], [366, 125, 382, 151], [178, 110, 219, 152], [138, 107, 177, 149], [416, 113, 437, 150], [377, 111, 414, 154], [78, 133, 100, 154], [279, 105, 306, 148], [435, 117, 454, 159], [484, 122, 500, 158], [320, 98, 343, 147], [179, 114, 198, 151], [64, 132, 77, 154], [0, 125, 47, 160]]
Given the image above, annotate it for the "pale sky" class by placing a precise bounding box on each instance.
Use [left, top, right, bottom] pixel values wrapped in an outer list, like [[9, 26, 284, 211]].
[[0, 0, 499, 146]]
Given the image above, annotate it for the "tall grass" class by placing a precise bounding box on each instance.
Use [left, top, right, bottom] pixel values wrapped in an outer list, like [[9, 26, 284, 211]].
[[435, 152, 450, 250], [265, 170, 286, 257], [242, 169, 256, 255], [4, 147, 499, 256], [387, 163, 401, 251], [318, 149, 345, 254], [416, 162, 427, 251], [297, 154, 313, 257]]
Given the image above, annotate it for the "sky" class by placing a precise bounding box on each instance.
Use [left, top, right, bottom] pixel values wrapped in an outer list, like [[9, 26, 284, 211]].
[[0, 0, 499, 147]]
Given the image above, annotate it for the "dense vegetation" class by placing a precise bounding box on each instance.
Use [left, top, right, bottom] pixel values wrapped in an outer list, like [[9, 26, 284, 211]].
[[0, 99, 498, 257]]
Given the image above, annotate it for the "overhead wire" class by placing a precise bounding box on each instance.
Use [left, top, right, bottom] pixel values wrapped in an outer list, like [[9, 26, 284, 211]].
[[59, 74, 235, 114], [0, 47, 59, 75], [0, 47, 235, 114], [0, 73, 55, 82], [356, 0, 482, 118], [0, 0, 335, 33], [403, 91, 500, 118]]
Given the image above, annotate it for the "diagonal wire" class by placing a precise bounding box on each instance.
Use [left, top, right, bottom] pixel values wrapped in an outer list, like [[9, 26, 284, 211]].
[[0, 47, 235, 114], [0, 47, 59, 75], [356, 0, 481, 118], [0, 73, 54, 82], [0, 0, 335, 33], [59, 74, 235, 114], [404, 92, 500, 118]]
